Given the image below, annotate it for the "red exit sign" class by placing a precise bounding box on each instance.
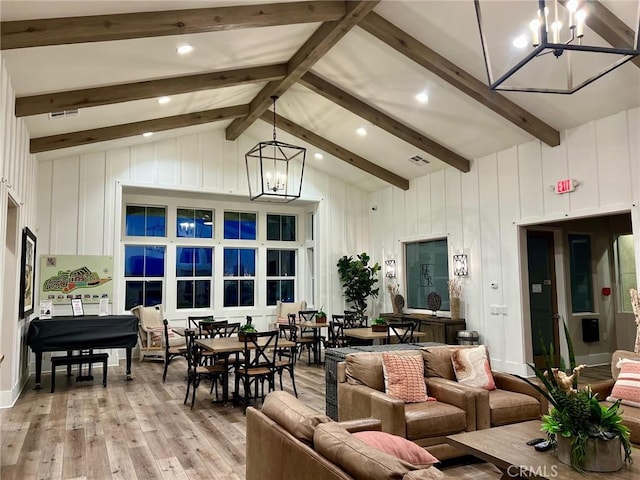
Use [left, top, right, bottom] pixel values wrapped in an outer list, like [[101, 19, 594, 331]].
[[555, 178, 575, 194]]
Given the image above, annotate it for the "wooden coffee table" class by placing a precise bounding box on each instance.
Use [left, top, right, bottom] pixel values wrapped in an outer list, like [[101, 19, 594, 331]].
[[446, 420, 637, 480]]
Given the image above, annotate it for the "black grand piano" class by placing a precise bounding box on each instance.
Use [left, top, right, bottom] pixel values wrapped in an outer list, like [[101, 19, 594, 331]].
[[27, 315, 139, 389]]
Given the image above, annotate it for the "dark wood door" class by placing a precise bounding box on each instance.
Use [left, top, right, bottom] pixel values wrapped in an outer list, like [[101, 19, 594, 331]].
[[527, 230, 560, 368]]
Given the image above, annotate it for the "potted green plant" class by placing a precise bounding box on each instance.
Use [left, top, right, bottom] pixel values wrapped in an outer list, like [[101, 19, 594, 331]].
[[238, 323, 258, 342], [316, 308, 327, 323], [371, 317, 388, 332], [337, 253, 381, 324], [517, 320, 632, 472]]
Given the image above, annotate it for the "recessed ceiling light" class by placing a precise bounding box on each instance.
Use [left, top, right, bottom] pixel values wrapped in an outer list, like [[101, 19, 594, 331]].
[[415, 91, 429, 104], [177, 44, 194, 55], [314, 152, 324, 160], [142, 132, 154, 138], [513, 35, 528, 49], [158, 96, 171, 105], [356, 127, 367, 137]]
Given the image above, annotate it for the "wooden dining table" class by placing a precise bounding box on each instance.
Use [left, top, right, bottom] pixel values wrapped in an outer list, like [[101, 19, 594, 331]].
[[195, 336, 295, 404], [342, 327, 426, 343]]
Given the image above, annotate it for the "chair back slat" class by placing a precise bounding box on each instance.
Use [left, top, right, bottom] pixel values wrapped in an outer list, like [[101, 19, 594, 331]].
[[188, 315, 214, 329], [243, 331, 279, 368], [199, 320, 228, 338], [388, 322, 415, 344]]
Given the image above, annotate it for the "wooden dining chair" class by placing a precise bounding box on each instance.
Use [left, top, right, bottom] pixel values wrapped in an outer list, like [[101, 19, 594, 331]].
[[387, 322, 416, 344], [234, 330, 279, 411], [188, 315, 214, 329], [287, 313, 314, 363], [325, 318, 348, 348], [162, 319, 187, 383], [183, 329, 225, 410], [275, 324, 298, 397]]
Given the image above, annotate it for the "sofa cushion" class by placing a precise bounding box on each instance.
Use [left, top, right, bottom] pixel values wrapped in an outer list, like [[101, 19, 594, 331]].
[[488, 389, 541, 426], [314, 422, 420, 480], [421, 347, 456, 380], [346, 351, 421, 392], [611, 350, 640, 380], [261, 391, 332, 444], [382, 353, 429, 403], [451, 345, 496, 391], [353, 431, 438, 468], [607, 358, 640, 408], [404, 401, 467, 440]]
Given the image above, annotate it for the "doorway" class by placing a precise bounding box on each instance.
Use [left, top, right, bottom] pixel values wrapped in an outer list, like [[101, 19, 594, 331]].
[[526, 230, 560, 368]]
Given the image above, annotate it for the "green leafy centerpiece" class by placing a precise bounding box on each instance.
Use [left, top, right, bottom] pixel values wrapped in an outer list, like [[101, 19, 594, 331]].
[[518, 321, 632, 472], [238, 323, 257, 341], [371, 316, 388, 332]]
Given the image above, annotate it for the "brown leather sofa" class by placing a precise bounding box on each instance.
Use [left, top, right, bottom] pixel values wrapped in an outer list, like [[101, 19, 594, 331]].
[[246, 391, 444, 480], [590, 350, 640, 444], [337, 346, 548, 460]]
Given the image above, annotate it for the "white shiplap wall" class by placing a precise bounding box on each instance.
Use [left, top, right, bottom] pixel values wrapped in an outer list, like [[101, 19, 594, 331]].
[[370, 108, 640, 375], [0, 56, 38, 408], [36, 129, 370, 330]]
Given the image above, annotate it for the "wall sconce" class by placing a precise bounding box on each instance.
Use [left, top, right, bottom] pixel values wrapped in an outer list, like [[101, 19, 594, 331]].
[[385, 259, 397, 278], [453, 254, 468, 276]]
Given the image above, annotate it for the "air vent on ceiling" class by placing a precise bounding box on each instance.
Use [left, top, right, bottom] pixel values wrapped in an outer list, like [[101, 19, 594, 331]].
[[408, 155, 430, 166], [49, 109, 79, 119]]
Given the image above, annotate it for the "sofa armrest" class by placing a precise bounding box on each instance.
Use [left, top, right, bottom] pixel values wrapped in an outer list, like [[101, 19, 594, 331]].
[[590, 378, 615, 400], [338, 382, 378, 421], [493, 372, 549, 415], [337, 417, 382, 433], [426, 379, 477, 431], [403, 468, 445, 480], [426, 377, 491, 430], [370, 390, 407, 438]]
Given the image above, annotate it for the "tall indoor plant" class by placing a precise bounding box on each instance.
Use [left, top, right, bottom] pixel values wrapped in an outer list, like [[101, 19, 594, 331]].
[[337, 253, 381, 322], [517, 320, 632, 472]]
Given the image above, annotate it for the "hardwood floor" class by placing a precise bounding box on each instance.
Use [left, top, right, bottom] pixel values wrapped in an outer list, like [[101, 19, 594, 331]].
[[0, 358, 504, 480]]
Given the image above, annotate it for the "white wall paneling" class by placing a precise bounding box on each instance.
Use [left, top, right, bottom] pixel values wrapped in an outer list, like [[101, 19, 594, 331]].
[[369, 108, 640, 374], [0, 56, 38, 408]]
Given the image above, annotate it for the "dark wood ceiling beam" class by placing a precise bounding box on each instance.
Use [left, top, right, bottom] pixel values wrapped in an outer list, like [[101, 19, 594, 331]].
[[300, 72, 470, 172], [30, 105, 249, 153], [360, 12, 561, 147], [225, 1, 380, 141], [1, 1, 346, 49], [581, 0, 640, 69], [261, 111, 409, 190], [16, 64, 286, 117]]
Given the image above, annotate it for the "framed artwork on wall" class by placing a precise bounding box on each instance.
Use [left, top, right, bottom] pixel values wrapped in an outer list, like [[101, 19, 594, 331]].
[[19, 227, 37, 318]]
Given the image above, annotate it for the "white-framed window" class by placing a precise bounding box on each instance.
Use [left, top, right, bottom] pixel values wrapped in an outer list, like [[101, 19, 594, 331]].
[[266, 249, 296, 305], [404, 238, 450, 310], [176, 246, 213, 309], [223, 248, 256, 307], [123, 245, 165, 310]]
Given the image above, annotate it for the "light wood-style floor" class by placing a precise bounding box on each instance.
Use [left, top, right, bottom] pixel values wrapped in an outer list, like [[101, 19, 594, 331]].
[[1, 357, 541, 480]]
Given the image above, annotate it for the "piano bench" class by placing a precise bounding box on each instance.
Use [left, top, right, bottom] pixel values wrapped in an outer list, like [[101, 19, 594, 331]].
[[50, 353, 109, 393]]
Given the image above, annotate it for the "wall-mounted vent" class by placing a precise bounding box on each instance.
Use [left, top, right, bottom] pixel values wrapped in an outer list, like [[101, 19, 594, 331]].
[[49, 109, 79, 119], [408, 155, 429, 166]]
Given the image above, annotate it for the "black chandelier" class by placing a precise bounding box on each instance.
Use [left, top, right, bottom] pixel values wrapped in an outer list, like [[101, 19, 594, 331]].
[[245, 96, 306, 202], [474, 0, 640, 94]]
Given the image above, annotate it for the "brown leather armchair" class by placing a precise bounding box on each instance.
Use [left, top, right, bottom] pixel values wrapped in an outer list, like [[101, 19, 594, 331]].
[[337, 350, 476, 461], [421, 346, 548, 430]]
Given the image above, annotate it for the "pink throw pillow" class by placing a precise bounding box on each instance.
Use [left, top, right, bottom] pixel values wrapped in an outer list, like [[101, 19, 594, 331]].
[[353, 431, 438, 468], [381, 353, 429, 403], [451, 345, 496, 391], [607, 359, 640, 408]]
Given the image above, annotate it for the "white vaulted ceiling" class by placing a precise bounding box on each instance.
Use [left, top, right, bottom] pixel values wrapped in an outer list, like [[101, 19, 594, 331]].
[[1, 0, 638, 192]]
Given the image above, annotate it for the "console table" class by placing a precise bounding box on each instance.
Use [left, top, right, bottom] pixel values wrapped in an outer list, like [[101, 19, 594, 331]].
[[380, 313, 466, 345]]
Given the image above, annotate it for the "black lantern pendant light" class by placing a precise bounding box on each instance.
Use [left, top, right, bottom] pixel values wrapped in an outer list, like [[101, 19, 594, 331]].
[[245, 96, 306, 202]]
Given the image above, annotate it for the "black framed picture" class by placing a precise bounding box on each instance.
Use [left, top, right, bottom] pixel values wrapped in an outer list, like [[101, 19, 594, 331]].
[[19, 227, 37, 318]]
